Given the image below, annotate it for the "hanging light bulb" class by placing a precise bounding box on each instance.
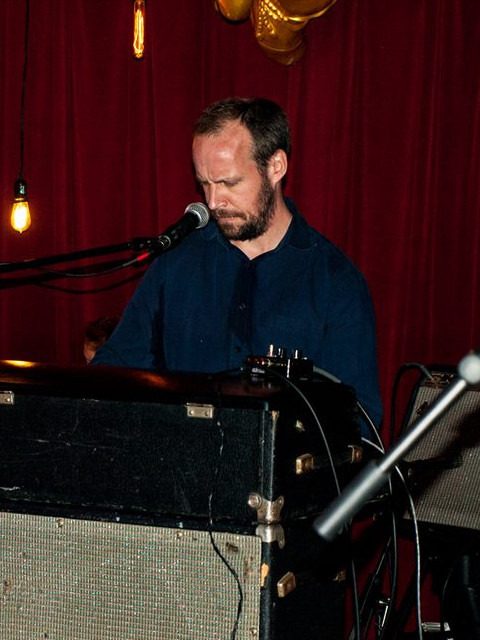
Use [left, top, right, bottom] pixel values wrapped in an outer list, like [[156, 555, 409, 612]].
[[133, 0, 146, 59], [10, 0, 32, 234], [11, 178, 31, 233]]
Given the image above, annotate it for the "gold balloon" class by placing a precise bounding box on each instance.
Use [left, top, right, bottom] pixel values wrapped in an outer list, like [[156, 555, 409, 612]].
[[215, 0, 253, 22], [274, 0, 337, 19], [215, 0, 338, 65]]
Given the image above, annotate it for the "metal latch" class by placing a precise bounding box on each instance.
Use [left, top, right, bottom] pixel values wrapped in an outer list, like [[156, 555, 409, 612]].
[[277, 571, 297, 597], [248, 493, 284, 523], [0, 391, 14, 405], [185, 403, 214, 419], [295, 453, 315, 474], [255, 523, 285, 548]]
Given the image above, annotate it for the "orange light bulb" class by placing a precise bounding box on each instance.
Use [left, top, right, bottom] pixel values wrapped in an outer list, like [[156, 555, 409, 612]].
[[11, 178, 31, 233], [133, 1, 146, 59]]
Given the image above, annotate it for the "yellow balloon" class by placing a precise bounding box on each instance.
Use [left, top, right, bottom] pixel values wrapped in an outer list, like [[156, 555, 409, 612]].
[[216, 0, 339, 65], [277, 0, 338, 20], [251, 0, 338, 65], [215, 0, 253, 22]]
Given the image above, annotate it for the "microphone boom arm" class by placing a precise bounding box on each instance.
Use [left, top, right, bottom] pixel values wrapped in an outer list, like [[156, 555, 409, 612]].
[[0, 203, 210, 276], [0, 237, 158, 276], [314, 350, 480, 541]]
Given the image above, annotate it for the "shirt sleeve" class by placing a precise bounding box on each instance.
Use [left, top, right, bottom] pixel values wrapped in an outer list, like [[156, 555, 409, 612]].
[[321, 264, 383, 434], [92, 261, 164, 370]]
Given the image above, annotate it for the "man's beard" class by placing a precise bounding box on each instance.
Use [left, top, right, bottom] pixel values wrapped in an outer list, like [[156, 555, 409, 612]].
[[213, 174, 276, 241]]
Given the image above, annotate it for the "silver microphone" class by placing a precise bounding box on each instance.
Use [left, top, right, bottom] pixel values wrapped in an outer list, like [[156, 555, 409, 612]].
[[157, 202, 210, 250]]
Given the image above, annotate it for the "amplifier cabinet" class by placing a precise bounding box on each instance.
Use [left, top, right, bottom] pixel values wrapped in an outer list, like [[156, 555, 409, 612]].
[[0, 361, 361, 524], [0, 360, 356, 638], [402, 367, 480, 532], [1, 511, 262, 640], [0, 508, 346, 640]]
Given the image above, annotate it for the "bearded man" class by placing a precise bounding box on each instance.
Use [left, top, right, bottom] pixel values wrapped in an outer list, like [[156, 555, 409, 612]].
[[93, 97, 382, 434]]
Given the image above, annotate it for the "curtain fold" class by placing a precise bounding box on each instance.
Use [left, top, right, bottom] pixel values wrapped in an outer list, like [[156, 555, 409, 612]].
[[0, 0, 479, 425]]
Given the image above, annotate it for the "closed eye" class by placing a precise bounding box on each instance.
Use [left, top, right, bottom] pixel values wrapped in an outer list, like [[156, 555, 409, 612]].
[[196, 177, 241, 188]]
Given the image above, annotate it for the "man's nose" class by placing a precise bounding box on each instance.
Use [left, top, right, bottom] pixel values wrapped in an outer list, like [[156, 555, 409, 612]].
[[205, 184, 226, 211]]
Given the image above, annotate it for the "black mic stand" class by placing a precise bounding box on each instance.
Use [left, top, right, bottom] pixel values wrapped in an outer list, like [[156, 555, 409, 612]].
[[314, 349, 480, 542], [0, 236, 161, 277], [0, 203, 210, 281]]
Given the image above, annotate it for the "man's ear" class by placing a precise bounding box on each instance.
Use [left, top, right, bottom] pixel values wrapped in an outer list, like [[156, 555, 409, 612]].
[[267, 150, 288, 186]]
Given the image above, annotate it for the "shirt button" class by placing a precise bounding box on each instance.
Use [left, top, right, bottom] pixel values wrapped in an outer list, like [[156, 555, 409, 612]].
[[238, 302, 247, 310]]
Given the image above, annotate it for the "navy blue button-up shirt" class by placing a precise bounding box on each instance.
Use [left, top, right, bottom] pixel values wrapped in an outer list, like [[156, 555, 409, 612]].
[[94, 200, 382, 429]]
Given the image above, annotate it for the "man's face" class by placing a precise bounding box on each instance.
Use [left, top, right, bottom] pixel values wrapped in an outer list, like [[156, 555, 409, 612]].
[[192, 121, 276, 241], [84, 341, 97, 364]]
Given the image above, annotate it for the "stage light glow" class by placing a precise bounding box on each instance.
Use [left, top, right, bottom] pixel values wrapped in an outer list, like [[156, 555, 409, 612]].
[[11, 178, 31, 233], [133, 0, 146, 59]]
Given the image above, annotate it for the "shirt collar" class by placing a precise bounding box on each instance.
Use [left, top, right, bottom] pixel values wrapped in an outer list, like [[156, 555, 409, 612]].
[[282, 197, 316, 251], [202, 197, 316, 252]]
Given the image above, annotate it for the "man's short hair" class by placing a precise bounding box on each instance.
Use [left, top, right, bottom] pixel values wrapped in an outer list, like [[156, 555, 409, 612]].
[[193, 97, 291, 171], [84, 316, 119, 347]]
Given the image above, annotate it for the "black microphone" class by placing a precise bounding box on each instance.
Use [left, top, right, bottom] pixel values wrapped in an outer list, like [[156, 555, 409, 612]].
[[156, 202, 210, 251]]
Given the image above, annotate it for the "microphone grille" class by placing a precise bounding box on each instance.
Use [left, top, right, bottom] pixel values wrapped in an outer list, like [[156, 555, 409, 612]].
[[185, 202, 210, 229]]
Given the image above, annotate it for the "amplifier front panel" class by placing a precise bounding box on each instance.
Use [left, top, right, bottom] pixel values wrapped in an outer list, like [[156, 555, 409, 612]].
[[1, 511, 261, 640]]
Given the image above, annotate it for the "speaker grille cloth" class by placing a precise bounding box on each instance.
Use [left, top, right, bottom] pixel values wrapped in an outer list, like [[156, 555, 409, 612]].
[[404, 379, 480, 531], [0, 512, 262, 639]]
